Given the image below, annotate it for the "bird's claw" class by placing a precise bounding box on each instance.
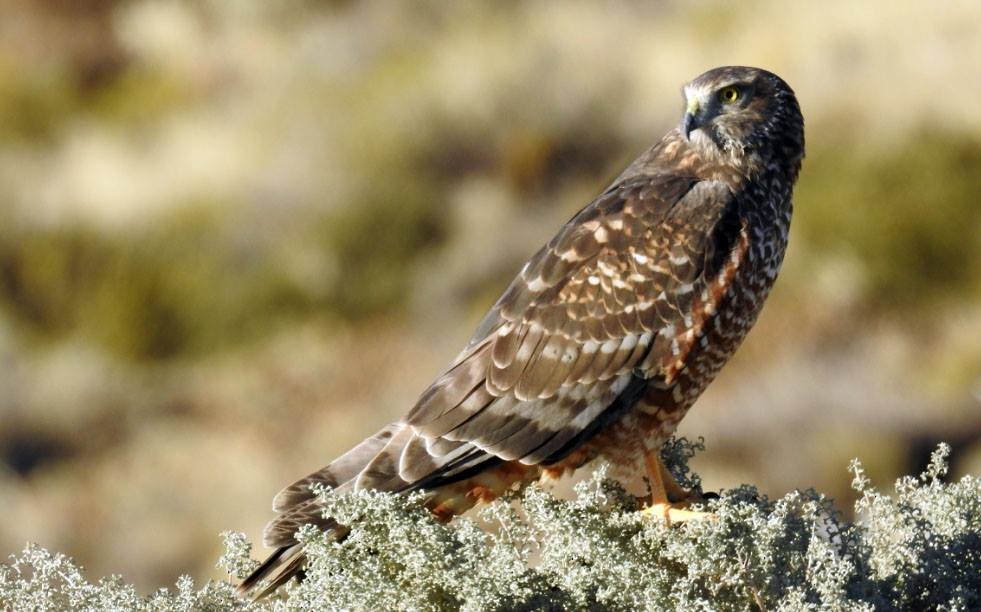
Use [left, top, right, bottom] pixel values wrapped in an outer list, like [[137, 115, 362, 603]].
[[640, 500, 716, 524]]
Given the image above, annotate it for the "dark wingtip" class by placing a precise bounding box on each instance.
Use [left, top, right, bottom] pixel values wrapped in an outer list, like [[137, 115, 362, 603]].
[[271, 483, 312, 513], [236, 546, 298, 600]]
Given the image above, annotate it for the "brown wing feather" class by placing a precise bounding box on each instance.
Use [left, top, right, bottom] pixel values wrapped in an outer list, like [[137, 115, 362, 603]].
[[244, 174, 742, 598], [242, 172, 744, 590], [406, 176, 737, 466], [271, 423, 402, 512], [263, 176, 723, 541]]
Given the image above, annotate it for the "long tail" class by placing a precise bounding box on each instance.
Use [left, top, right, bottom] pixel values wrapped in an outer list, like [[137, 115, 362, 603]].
[[236, 422, 514, 599], [236, 543, 305, 599], [236, 423, 405, 598]]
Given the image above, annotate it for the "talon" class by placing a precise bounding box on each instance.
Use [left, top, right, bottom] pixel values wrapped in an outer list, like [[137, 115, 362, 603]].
[[639, 442, 716, 524], [641, 502, 716, 524]]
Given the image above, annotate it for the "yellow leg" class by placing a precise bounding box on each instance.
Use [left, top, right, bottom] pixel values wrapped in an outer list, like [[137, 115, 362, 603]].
[[658, 459, 691, 503], [640, 447, 715, 524]]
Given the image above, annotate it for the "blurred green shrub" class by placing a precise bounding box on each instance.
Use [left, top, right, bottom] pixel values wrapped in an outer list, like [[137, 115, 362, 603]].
[[0, 61, 78, 143], [322, 179, 445, 317], [0, 210, 310, 360], [0, 185, 446, 360], [797, 132, 981, 309], [1, 441, 977, 610]]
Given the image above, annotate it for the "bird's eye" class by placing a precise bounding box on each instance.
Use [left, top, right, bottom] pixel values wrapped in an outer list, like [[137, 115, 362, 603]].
[[719, 86, 740, 104]]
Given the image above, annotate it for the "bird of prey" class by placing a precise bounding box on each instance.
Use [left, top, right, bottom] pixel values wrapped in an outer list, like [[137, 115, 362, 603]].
[[239, 65, 805, 598]]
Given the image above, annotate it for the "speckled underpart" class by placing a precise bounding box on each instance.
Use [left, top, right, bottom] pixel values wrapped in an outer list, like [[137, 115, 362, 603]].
[[241, 66, 805, 598]]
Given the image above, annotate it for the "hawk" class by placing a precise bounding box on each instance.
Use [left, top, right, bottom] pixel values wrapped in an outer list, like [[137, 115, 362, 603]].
[[239, 65, 805, 597]]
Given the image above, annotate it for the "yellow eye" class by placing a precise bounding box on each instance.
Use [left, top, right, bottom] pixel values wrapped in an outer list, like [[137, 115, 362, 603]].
[[720, 86, 740, 104]]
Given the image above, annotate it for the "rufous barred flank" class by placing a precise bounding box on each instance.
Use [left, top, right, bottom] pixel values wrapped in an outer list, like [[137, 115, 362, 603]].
[[239, 65, 805, 598]]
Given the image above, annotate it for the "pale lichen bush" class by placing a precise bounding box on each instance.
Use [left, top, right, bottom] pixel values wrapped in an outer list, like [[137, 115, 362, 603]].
[[1, 441, 977, 611]]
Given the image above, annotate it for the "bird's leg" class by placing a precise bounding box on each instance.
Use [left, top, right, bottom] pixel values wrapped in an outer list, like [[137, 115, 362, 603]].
[[639, 447, 715, 523], [657, 457, 693, 503]]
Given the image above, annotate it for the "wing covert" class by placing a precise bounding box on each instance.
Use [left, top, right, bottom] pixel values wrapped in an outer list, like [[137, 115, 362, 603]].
[[406, 175, 740, 468]]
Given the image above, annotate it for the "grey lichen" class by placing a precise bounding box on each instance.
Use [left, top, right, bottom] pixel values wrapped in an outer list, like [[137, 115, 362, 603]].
[[2, 440, 978, 611]]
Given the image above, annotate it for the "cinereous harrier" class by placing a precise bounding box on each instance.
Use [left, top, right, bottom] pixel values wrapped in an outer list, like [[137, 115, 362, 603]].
[[240, 65, 805, 597]]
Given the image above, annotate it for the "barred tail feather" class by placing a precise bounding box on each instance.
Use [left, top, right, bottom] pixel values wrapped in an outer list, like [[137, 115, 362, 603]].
[[270, 423, 403, 514], [236, 543, 305, 600], [238, 420, 501, 599]]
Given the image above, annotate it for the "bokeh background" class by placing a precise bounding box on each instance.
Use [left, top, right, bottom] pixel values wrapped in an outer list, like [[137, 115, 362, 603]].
[[0, 0, 979, 593]]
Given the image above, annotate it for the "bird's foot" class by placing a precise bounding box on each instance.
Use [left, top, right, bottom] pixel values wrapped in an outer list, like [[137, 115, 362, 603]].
[[641, 501, 714, 523], [638, 445, 716, 524], [640, 498, 716, 524]]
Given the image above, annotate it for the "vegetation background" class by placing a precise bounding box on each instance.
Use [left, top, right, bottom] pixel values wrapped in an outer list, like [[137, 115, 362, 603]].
[[0, 0, 978, 595]]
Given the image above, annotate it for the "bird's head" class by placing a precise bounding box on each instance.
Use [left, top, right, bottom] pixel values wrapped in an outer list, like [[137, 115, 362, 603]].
[[680, 66, 804, 178]]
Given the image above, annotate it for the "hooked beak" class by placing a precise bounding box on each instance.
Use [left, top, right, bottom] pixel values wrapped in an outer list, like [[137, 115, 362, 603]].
[[681, 97, 702, 140], [681, 112, 697, 140]]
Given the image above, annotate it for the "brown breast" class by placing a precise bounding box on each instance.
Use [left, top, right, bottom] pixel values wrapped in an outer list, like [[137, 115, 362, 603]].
[[559, 188, 791, 477]]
